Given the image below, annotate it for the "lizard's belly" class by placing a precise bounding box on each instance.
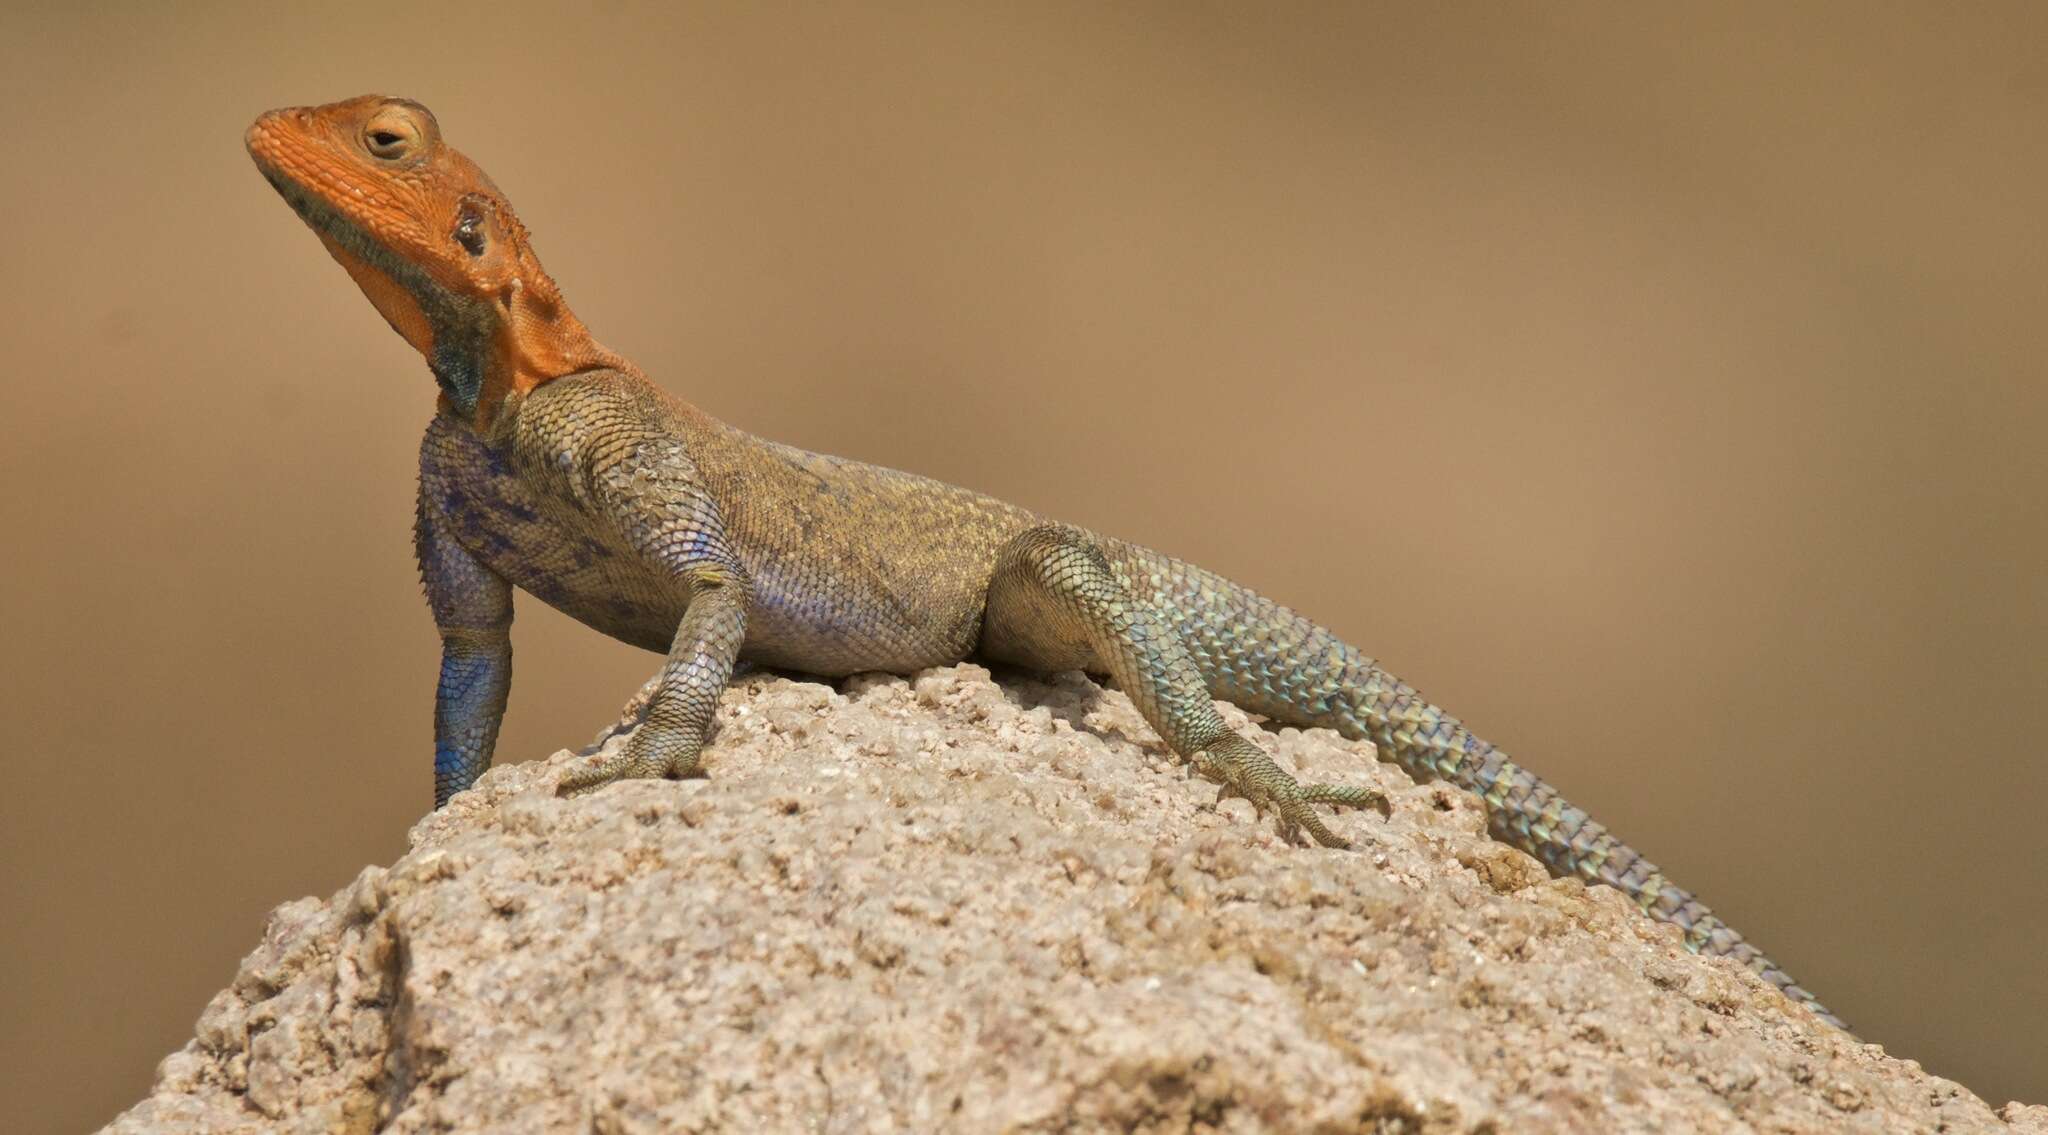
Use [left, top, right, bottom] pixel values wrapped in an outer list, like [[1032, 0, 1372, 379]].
[[736, 556, 986, 676]]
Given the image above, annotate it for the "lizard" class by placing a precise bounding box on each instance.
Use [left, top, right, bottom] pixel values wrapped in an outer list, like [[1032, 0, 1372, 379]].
[[246, 93, 1843, 1029]]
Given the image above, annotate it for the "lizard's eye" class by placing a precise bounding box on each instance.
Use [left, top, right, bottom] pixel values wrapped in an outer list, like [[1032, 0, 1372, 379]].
[[453, 205, 487, 256], [363, 119, 417, 160]]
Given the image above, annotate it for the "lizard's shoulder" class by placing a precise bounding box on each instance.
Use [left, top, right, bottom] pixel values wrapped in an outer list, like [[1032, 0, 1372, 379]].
[[518, 367, 677, 433], [514, 371, 726, 501], [416, 369, 682, 484]]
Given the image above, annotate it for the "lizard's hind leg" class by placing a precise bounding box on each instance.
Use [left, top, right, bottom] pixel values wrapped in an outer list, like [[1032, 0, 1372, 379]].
[[980, 524, 1387, 846]]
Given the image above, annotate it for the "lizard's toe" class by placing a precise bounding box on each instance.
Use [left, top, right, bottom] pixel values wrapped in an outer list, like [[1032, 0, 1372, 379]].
[[1212, 779, 1266, 817], [559, 721, 712, 796], [557, 753, 652, 796], [1195, 734, 1368, 849], [1271, 812, 1304, 846], [557, 743, 696, 797], [575, 724, 632, 758], [1280, 798, 1352, 849], [1301, 782, 1393, 820], [557, 757, 628, 797]]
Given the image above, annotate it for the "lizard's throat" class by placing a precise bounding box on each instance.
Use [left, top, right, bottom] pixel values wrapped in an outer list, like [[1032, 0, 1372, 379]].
[[324, 235, 502, 418], [281, 193, 504, 417]]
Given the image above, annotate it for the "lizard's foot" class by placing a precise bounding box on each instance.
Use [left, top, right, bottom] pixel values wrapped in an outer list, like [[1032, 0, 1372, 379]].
[[1194, 733, 1389, 849], [557, 731, 705, 797]]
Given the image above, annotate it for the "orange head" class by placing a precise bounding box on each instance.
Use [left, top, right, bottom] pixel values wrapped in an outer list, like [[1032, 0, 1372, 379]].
[[247, 95, 629, 424]]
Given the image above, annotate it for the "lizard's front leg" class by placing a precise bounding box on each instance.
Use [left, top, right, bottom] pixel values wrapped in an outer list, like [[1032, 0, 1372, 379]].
[[416, 495, 514, 808], [981, 525, 1387, 846], [557, 574, 746, 794], [550, 436, 751, 796]]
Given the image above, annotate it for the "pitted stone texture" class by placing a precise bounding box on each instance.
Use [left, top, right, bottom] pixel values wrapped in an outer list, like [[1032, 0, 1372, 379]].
[[104, 666, 2041, 1134]]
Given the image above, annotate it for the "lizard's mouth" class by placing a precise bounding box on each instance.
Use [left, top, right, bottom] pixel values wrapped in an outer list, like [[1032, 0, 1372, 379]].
[[247, 116, 446, 316], [250, 123, 377, 242]]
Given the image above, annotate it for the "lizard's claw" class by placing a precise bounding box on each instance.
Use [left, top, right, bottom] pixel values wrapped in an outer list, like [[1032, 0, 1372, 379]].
[[578, 672, 666, 756], [1194, 734, 1387, 849]]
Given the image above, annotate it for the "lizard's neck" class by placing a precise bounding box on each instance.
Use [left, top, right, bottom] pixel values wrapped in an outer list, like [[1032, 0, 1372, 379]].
[[443, 268, 635, 432], [398, 260, 632, 431]]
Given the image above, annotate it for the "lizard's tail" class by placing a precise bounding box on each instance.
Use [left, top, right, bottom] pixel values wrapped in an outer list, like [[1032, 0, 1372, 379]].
[[1327, 663, 1846, 1029], [1107, 543, 1845, 1029]]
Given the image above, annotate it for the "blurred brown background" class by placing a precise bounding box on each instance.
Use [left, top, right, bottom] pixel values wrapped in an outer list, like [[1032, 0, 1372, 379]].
[[3, 3, 2044, 1129]]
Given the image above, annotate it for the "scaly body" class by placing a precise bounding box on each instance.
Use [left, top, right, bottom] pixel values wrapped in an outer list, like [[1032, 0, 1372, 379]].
[[248, 95, 1840, 1027]]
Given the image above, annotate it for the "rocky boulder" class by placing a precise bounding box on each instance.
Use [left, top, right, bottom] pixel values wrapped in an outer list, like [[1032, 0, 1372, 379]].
[[105, 666, 2044, 1133]]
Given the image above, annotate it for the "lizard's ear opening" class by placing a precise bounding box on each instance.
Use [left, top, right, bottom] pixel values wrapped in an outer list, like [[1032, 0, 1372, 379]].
[[454, 200, 488, 256], [453, 193, 530, 286]]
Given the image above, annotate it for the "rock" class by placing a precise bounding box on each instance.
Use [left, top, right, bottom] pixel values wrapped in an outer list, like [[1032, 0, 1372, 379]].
[[102, 665, 2040, 1133]]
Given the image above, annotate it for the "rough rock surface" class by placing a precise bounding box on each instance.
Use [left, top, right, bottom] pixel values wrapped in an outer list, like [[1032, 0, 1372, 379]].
[[106, 665, 2043, 1134]]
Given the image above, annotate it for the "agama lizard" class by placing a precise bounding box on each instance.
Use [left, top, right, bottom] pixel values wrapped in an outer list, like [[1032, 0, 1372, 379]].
[[247, 94, 1841, 1028]]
